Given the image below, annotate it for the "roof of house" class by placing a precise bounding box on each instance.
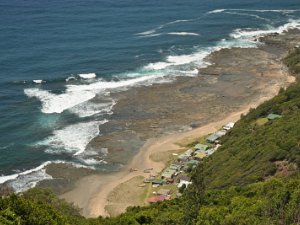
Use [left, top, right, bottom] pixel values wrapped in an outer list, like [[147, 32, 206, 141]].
[[178, 154, 189, 160], [206, 134, 219, 142], [161, 169, 177, 178], [223, 122, 235, 130], [186, 160, 199, 166], [215, 130, 227, 137], [148, 195, 166, 203], [170, 164, 182, 170], [194, 144, 208, 151], [151, 179, 164, 185], [157, 189, 171, 196], [194, 152, 206, 159], [178, 149, 194, 160], [195, 149, 206, 154], [267, 113, 282, 120], [184, 149, 194, 155], [179, 176, 191, 182], [172, 161, 182, 166]]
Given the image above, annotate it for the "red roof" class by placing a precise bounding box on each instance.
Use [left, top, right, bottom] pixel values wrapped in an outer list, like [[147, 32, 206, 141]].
[[147, 195, 166, 203]]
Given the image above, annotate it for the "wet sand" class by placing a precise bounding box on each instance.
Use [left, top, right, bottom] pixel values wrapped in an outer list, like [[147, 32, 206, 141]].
[[58, 30, 299, 217]]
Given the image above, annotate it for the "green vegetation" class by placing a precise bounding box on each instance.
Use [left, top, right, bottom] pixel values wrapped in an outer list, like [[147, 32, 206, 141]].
[[1, 48, 300, 224], [204, 82, 300, 188], [284, 47, 300, 74]]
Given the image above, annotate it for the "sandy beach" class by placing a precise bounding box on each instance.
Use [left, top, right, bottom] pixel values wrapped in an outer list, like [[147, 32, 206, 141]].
[[58, 30, 300, 218], [62, 90, 289, 217]]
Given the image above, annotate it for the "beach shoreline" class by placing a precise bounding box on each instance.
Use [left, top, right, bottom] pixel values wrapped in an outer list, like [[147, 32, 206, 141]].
[[62, 93, 290, 218], [59, 30, 299, 218]]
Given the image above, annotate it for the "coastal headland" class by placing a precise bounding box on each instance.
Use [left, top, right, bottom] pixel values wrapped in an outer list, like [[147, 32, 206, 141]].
[[47, 30, 300, 217]]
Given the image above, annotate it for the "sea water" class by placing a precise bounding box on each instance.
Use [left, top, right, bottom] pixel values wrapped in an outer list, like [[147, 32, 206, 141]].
[[0, 0, 300, 191]]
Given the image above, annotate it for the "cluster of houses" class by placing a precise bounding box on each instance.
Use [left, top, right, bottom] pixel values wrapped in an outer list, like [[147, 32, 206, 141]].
[[146, 122, 235, 203], [145, 113, 283, 203]]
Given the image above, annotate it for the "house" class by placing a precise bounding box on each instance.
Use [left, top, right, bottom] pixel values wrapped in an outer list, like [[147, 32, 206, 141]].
[[194, 151, 206, 160], [178, 154, 189, 162], [185, 160, 199, 166], [223, 122, 235, 130], [206, 134, 219, 143], [151, 179, 164, 185], [148, 195, 166, 203], [184, 160, 199, 170], [178, 149, 194, 161], [178, 176, 192, 188], [172, 161, 182, 167], [169, 163, 182, 171], [157, 189, 171, 196], [194, 149, 206, 156], [194, 144, 208, 151], [215, 130, 227, 138], [267, 113, 282, 120], [179, 175, 191, 182], [161, 168, 177, 179], [207, 130, 227, 143]]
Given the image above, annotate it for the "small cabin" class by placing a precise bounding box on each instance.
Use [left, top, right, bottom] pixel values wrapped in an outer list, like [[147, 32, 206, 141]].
[[267, 113, 282, 120]]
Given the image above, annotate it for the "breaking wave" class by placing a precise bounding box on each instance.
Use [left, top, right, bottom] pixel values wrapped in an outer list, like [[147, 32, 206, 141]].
[[167, 32, 200, 36], [0, 161, 97, 193], [39, 120, 108, 156], [207, 8, 300, 15]]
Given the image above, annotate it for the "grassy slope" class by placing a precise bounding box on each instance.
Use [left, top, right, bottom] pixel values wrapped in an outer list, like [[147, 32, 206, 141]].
[[204, 83, 300, 188]]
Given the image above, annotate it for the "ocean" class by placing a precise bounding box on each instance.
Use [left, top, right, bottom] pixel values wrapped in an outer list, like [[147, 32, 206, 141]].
[[0, 0, 300, 192]]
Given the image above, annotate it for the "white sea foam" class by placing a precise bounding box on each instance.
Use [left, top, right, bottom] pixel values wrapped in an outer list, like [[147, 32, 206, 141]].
[[65, 75, 161, 93], [78, 157, 107, 166], [69, 100, 116, 118], [144, 62, 173, 70], [33, 80, 44, 84], [145, 50, 211, 71], [167, 19, 192, 24], [41, 120, 107, 156], [179, 69, 199, 76], [78, 73, 97, 79], [167, 32, 200, 36], [25, 75, 168, 116], [207, 9, 226, 14], [24, 88, 96, 114], [136, 33, 162, 38], [0, 160, 97, 193], [231, 9, 300, 14], [208, 8, 300, 15], [0, 161, 52, 184], [144, 19, 300, 74], [224, 11, 271, 23], [135, 18, 196, 38], [66, 76, 77, 82], [135, 29, 156, 36], [8, 169, 52, 193], [230, 19, 300, 40]]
